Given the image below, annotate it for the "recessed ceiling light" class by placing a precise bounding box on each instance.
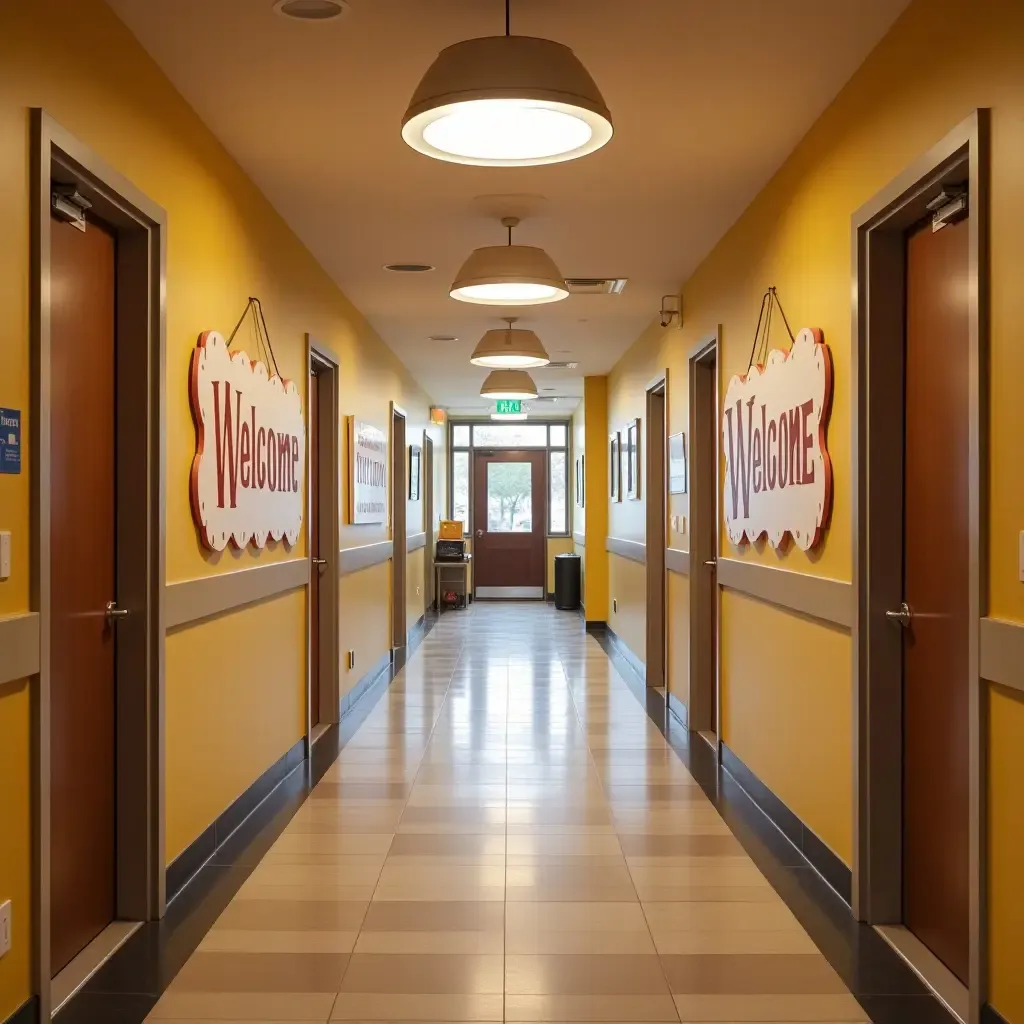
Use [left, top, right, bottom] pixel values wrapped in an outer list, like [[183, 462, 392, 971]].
[[402, 0, 612, 167], [384, 263, 435, 273], [273, 0, 350, 21]]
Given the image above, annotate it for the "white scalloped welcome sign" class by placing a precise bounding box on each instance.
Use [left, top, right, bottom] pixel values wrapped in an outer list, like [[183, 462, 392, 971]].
[[721, 327, 833, 551], [189, 331, 305, 551]]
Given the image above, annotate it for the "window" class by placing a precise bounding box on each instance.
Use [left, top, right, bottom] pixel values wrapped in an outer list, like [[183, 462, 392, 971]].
[[452, 451, 469, 527], [487, 462, 533, 532], [472, 423, 548, 447], [549, 451, 567, 534], [448, 419, 571, 537]]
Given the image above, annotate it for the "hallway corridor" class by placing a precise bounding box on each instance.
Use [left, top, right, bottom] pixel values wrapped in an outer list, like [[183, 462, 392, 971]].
[[146, 603, 867, 1023]]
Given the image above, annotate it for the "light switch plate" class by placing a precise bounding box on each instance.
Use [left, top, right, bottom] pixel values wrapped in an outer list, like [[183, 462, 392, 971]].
[[0, 900, 11, 958], [0, 531, 10, 580], [1019, 531, 1024, 583]]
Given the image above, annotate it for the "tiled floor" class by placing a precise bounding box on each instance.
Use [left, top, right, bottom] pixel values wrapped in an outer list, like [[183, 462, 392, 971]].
[[145, 602, 871, 1023]]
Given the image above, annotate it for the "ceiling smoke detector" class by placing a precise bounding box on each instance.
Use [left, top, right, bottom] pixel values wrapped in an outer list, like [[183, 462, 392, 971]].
[[273, 0, 350, 20], [384, 263, 435, 273]]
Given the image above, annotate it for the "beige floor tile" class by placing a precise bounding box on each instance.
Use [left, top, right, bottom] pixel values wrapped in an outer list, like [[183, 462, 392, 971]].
[[198, 929, 359, 953], [504, 993, 680, 1021], [169, 951, 348, 993], [329, 992, 504, 1020], [504, 953, 670, 994], [660, 953, 848, 994], [147, 992, 337, 1019], [339, 953, 504, 993], [673, 993, 870, 1020], [642, 900, 801, 932]]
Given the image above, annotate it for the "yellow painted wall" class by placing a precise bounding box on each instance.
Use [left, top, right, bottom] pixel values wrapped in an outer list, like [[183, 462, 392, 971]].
[[165, 590, 307, 859], [988, 684, 1024, 1021], [0, 680, 31, 1018], [340, 562, 392, 699], [608, 553, 646, 661], [666, 572, 690, 709], [407, 547, 426, 627], [602, 0, 1024, 1014], [0, 0, 441, 1013], [581, 378, 609, 622]]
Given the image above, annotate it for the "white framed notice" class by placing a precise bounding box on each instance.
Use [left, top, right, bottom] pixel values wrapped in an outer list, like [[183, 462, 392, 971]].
[[349, 418, 388, 524], [721, 327, 834, 551], [189, 331, 305, 551]]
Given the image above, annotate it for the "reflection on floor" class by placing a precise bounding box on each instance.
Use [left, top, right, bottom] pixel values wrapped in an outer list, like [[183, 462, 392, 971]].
[[146, 602, 870, 1022]]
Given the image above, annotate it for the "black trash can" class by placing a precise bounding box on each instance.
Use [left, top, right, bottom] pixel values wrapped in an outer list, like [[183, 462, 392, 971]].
[[553, 552, 581, 611]]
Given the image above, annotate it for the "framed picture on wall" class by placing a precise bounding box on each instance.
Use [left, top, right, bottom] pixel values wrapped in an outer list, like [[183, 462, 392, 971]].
[[409, 444, 421, 500], [626, 418, 641, 500], [575, 454, 585, 508], [668, 432, 687, 494], [610, 432, 621, 501]]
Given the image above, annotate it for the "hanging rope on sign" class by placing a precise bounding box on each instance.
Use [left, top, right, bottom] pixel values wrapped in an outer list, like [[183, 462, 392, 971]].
[[745, 286, 796, 373], [225, 296, 283, 381]]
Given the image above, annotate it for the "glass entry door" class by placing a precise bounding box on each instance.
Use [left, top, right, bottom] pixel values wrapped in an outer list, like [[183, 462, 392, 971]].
[[472, 449, 546, 598]]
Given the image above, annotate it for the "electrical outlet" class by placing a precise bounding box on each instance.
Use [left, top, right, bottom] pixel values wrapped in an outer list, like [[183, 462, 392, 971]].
[[347, 650, 356, 670], [0, 531, 10, 581], [416, 585, 421, 596], [0, 900, 11, 958], [613, 598, 617, 613]]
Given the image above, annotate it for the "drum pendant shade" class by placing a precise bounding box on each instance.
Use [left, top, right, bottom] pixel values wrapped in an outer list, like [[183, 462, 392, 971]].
[[402, 35, 613, 167], [479, 369, 538, 400], [471, 326, 550, 368], [451, 244, 568, 305]]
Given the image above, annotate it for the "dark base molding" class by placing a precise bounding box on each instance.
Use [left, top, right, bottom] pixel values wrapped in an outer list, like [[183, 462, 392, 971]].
[[982, 1004, 1009, 1024], [667, 692, 688, 728], [341, 651, 392, 717], [605, 625, 646, 683], [720, 743, 852, 904], [166, 737, 306, 903], [406, 613, 427, 649], [4, 996, 38, 1024]]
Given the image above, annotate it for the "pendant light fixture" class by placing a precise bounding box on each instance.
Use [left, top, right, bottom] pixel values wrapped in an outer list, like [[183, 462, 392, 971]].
[[402, 0, 613, 167], [470, 317, 550, 368], [480, 368, 538, 400], [451, 217, 568, 306]]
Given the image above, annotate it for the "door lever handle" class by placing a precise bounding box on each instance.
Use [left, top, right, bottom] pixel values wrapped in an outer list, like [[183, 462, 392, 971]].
[[312, 557, 327, 567], [885, 601, 912, 628], [703, 559, 717, 570], [476, 529, 484, 538], [105, 601, 130, 625]]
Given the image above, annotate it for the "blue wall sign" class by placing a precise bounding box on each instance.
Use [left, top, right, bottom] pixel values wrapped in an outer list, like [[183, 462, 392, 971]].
[[0, 408, 22, 475]]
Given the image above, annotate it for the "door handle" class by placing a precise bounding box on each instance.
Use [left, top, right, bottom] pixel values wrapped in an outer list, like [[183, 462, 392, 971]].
[[105, 601, 130, 625], [312, 557, 327, 567], [476, 529, 484, 538], [885, 601, 912, 628], [703, 559, 717, 570]]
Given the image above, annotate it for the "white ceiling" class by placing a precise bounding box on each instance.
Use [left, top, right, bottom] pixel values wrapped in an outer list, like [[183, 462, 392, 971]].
[[106, 0, 908, 413]]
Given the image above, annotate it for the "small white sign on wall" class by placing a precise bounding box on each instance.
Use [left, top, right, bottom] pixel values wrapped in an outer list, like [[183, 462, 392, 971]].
[[350, 419, 388, 524], [721, 327, 834, 551], [189, 331, 305, 551]]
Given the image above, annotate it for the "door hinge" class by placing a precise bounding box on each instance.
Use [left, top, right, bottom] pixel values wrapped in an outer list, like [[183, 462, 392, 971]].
[[51, 183, 92, 232], [927, 185, 968, 232]]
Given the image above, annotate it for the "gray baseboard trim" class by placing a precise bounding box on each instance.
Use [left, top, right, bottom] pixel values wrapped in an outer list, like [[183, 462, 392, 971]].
[[606, 625, 646, 683], [980, 617, 1024, 694], [666, 548, 690, 576], [166, 559, 309, 630], [572, 532, 586, 547], [0, 612, 40, 686], [716, 557, 852, 629], [606, 536, 646, 564], [340, 540, 394, 575], [668, 692, 688, 727], [407, 532, 426, 553]]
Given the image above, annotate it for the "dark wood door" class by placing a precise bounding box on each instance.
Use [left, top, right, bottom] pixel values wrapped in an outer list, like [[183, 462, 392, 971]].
[[309, 365, 321, 728], [473, 450, 546, 597], [50, 214, 117, 973], [902, 216, 970, 983], [707, 356, 719, 736]]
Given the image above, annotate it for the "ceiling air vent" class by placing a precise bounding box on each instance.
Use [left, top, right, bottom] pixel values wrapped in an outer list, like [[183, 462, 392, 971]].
[[564, 277, 627, 295], [273, 0, 350, 20], [544, 361, 579, 369]]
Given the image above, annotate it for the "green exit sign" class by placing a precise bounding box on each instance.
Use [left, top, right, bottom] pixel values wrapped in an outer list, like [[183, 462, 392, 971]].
[[494, 399, 522, 415]]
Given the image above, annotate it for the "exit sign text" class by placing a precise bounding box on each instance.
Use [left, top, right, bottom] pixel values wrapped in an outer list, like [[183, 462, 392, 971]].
[[495, 399, 522, 415]]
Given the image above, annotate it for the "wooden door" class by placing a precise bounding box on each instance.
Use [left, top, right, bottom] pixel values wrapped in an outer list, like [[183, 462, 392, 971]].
[[309, 364, 321, 728], [902, 216, 970, 982], [49, 214, 117, 972], [645, 387, 667, 689], [391, 411, 407, 646], [473, 450, 546, 598], [424, 437, 434, 608]]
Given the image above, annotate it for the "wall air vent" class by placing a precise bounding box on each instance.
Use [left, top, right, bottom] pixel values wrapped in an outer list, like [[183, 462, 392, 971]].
[[564, 277, 627, 295]]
